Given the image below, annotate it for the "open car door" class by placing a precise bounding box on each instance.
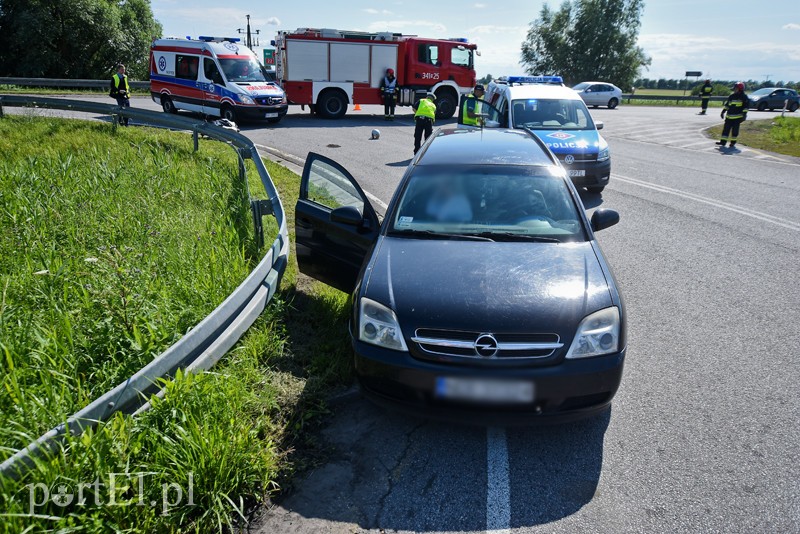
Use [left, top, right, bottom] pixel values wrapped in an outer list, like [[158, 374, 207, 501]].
[[295, 152, 380, 293]]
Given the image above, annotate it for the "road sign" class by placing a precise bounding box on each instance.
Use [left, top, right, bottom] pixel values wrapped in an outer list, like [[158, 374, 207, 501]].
[[685, 71, 702, 77], [263, 49, 275, 66]]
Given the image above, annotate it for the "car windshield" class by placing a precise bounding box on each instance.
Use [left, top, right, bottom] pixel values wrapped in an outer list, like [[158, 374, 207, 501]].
[[388, 166, 585, 242], [511, 98, 595, 130], [750, 88, 773, 96], [572, 82, 590, 90], [219, 58, 270, 83]]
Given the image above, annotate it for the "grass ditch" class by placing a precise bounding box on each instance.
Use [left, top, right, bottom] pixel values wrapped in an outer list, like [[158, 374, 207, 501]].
[[0, 115, 352, 532], [707, 116, 800, 157]]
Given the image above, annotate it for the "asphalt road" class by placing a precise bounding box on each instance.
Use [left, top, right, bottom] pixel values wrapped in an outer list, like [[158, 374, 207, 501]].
[[8, 97, 800, 532]]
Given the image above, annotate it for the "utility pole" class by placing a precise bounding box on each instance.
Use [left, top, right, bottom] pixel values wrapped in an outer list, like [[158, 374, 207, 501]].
[[237, 15, 260, 51], [763, 74, 772, 82]]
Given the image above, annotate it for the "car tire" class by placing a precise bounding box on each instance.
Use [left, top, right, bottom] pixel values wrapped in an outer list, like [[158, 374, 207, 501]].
[[434, 90, 458, 120], [757, 101, 767, 111], [592, 105, 599, 109], [790, 102, 799, 112], [221, 105, 236, 122], [162, 96, 177, 114], [586, 186, 605, 194], [317, 90, 348, 119], [608, 98, 619, 109]]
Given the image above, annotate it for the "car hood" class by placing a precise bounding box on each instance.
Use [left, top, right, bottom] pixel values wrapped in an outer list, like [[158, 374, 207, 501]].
[[530, 129, 603, 157], [363, 237, 613, 338]]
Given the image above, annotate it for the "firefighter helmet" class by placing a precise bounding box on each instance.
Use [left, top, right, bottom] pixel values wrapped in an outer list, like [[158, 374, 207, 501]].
[[371, 129, 380, 140], [386, 68, 394, 76], [734, 82, 745, 91]]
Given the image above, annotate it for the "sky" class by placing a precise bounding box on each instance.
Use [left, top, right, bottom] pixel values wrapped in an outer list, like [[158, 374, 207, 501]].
[[150, 0, 800, 84]]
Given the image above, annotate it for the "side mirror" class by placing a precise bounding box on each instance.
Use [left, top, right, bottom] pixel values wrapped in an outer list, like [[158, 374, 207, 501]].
[[591, 209, 619, 232], [330, 205, 364, 226], [595, 121, 604, 130]]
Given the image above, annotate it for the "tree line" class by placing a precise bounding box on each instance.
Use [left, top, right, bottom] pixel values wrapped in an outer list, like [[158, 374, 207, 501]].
[[635, 78, 800, 95], [0, 0, 161, 80]]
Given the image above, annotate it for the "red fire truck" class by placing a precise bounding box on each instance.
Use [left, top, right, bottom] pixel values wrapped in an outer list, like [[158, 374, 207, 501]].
[[274, 28, 478, 119]]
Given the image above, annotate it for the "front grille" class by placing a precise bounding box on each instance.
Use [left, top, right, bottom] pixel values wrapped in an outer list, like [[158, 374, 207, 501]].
[[558, 153, 597, 163], [412, 328, 562, 362], [256, 96, 283, 106]]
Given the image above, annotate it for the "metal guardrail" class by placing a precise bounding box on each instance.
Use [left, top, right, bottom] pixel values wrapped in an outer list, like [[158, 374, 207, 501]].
[[0, 95, 289, 480], [623, 93, 727, 104], [0, 77, 150, 90]]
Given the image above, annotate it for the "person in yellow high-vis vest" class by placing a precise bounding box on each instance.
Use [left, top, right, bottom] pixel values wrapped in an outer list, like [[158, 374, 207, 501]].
[[461, 84, 486, 126], [699, 79, 713, 115], [413, 93, 437, 154], [110, 64, 131, 126], [716, 82, 749, 149]]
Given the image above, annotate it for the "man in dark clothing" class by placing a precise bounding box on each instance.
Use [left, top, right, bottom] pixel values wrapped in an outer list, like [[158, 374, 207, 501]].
[[110, 64, 131, 126], [380, 68, 398, 120], [699, 79, 713, 115], [717, 82, 748, 148]]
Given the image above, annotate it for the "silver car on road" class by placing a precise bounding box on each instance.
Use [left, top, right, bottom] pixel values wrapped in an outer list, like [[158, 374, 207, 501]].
[[573, 82, 623, 109]]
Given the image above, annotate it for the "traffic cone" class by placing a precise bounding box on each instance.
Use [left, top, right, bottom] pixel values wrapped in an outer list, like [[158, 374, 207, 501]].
[[354, 103, 362, 111]]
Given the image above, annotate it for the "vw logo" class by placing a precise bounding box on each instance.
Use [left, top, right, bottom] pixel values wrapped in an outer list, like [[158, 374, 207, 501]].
[[158, 56, 166, 71], [474, 334, 499, 358], [564, 155, 575, 165]]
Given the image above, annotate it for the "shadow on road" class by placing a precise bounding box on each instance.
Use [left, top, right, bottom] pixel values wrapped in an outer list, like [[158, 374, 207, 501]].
[[255, 396, 610, 532], [386, 158, 412, 167], [579, 190, 605, 209]]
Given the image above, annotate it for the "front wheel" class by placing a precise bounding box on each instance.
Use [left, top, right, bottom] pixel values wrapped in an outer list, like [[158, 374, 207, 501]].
[[162, 96, 177, 114], [434, 91, 457, 119], [317, 91, 348, 119], [221, 105, 236, 122], [586, 186, 605, 194], [608, 98, 619, 109], [757, 101, 767, 111]]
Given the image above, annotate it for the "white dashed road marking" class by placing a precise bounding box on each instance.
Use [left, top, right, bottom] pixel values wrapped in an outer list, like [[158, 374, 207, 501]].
[[486, 427, 511, 533]]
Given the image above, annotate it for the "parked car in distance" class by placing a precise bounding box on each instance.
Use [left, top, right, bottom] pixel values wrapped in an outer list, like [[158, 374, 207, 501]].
[[295, 127, 626, 424], [572, 82, 623, 109], [747, 87, 799, 112]]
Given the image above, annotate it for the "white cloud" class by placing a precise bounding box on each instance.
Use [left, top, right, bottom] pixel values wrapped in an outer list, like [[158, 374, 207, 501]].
[[782, 23, 800, 30], [265, 17, 280, 26], [364, 8, 394, 15], [467, 25, 526, 35], [474, 3, 487, 7], [367, 20, 446, 34]]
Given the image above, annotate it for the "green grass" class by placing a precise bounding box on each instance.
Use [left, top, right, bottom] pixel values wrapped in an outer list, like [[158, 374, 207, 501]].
[[707, 116, 800, 157], [0, 86, 150, 95], [633, 88, 688, 96], [0, 116, 352, 532]]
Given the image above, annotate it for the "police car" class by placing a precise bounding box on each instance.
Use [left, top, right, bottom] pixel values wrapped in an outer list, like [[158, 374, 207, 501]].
[[470, 76, 610, 194]]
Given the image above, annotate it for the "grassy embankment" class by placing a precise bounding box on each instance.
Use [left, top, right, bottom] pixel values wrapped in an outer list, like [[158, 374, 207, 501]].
[[707, 116, 800, 157], [624, 88, 722, 108], [0, 114, 351, 532], [0, 85, 150, 96]]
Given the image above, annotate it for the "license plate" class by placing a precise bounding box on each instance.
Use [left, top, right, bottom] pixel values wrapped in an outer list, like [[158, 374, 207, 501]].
[[435, 377, 534, 403], [265, 112, 279, 118], [568, 170, 586, 177]]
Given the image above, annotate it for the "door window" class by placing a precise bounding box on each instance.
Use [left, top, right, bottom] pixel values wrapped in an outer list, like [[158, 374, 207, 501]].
[[203, 59, 223, 84], [451, 47, 471, 68], [418, 44, 440, 66], [175, 55, 199, 80], [306, 159, 364, 213]]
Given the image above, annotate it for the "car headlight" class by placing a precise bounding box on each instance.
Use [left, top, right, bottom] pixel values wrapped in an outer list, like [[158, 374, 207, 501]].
[[566, 307, 620, 359], [750, 96, 760, 101], [358, 298, 408, 351], [239, 94, 255, 105], [597, 147, 610, 162]]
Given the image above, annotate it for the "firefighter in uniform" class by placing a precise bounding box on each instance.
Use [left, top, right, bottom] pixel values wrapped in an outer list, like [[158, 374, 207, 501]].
[[110, 64, 131, 126], [380, 68, 398, 120], [717, 82, 748, 148], [699, 79, 713, 115], [461, 84, 485, 126], [413, 93, 437, 154]]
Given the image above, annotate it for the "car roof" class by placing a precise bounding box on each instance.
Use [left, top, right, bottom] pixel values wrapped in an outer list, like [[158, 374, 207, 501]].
[[502, 84, 582, 101], [416, 128, 559, 167]]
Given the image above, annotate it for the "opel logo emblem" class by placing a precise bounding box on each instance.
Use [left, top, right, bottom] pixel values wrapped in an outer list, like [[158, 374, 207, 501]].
[[564, 155, 575, 165], [474, 334, 499, 357]]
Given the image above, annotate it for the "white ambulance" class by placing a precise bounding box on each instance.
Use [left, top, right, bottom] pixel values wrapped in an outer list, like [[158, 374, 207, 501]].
[[150, 36, 288, 123]]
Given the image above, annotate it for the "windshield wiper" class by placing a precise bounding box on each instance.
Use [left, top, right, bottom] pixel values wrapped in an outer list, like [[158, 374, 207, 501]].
[[472, 232, 561, 243], [391, 229, 494, 241]]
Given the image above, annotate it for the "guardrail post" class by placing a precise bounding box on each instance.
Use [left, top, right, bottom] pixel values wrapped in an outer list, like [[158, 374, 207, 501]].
[[250, 199, 274, 248], [0, 96, 4, 117], [193, 129, 199, 152], [111, 114, 118, 132]]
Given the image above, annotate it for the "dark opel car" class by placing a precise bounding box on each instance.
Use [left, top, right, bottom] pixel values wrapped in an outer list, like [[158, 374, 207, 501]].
[[295, 128, 626, 423]]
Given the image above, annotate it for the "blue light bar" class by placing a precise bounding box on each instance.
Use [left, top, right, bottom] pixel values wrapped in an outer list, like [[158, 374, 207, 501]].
[[198, 36, 241, 43], [507, 75, 563, 85]]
